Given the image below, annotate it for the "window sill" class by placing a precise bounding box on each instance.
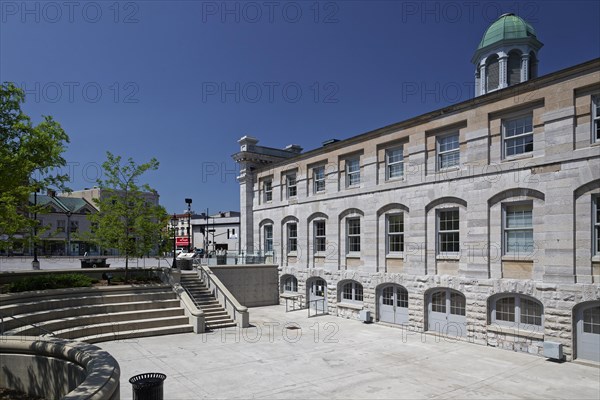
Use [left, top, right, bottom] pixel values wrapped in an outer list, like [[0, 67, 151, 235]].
[[346, 254, 361, 259], [386, 254, 404, 260], [502, 152, 533, 162], [487, 324, 544, 340], [437, 165, 460, 173], [385, 176, 405, 182], [436, 254, 460, 261], [337, 302, 363, 310], [287, 252, 297, 257], [502, 255, 534, 262], [346, 185, 360, 190], [280, 292, 301, 299], [314, 252, 327, 257], [590, 141, 600, 147], [591, 255, 600, 263]]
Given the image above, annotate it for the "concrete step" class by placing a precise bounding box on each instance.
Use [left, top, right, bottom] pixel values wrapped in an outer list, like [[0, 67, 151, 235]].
[[206, 321, 237, 330], [3, 299, 182, 332], [78, 324, 194, 344], [205, 313, 230, 322], [8, 307, 185, 336], [53, 315, 190, 340]]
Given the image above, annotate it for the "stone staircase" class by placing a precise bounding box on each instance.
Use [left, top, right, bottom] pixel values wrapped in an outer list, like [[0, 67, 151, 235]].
[[180, 273, 236, 330], [0, 285, 193, 343]]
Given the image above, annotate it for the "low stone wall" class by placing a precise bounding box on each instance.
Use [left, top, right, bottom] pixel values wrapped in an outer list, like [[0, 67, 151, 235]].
[[0, 336, 120, 399], [281, 266, 600, 361], [210, 264, 279, 307]]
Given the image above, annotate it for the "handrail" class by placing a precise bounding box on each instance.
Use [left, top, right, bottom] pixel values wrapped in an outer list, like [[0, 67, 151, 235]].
[[0, 312, 56, 337], [198, 265, 249, 328]]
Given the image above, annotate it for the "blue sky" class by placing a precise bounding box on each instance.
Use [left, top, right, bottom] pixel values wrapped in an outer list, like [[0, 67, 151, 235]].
[[2, 0, 599, 215]]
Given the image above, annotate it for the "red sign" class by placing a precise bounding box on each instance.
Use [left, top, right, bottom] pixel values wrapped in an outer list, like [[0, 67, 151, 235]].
[[176, 237, 189, 247]]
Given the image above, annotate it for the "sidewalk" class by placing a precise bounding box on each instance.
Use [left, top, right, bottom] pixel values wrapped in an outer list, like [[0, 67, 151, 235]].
[[100, 304, 600, 400], [0, 256, 169, 272]]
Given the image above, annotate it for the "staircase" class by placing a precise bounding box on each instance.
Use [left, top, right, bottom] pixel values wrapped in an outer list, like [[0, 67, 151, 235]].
[[1, 285, 193, 343], [180, 273, 236, 330]]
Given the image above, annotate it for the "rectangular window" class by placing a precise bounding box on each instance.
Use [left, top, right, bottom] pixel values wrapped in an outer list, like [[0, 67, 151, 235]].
[[264, 180, 272, 202], [387, 214, 404, 253], [286, 174, 297, 198], [594, 197, 600, 255], [57, 220, 65, 233], [314, 220, 326, 253], [347, 218, 361, 253], [70, 221, 79, 233], [438, 209, 460, 254], [496, 297, 516, 322], [386, 147, 404, 179], [264, 225, 273, 252], [504, 204, 533, 256], [520, 298, 542, 326], [346, 158, 360, 186], [287, 223, 297, 253], [431, 291, 446, 313], [593, 95, 600, 143], [437, 133, 460, 170], [313, 166, 325, 193], [503, 115, 533, 157]]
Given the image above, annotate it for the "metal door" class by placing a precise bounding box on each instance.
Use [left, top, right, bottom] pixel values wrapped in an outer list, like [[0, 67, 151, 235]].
[[378, 285, 409, 325], [577, 303, 600, 362], [428, 289, 466, 338]]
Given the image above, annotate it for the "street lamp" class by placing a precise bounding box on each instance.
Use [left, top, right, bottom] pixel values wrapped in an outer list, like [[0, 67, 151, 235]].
[[185, 198, 192, 252], [31, 190, 40, 270], [171, 214, 177, 269]]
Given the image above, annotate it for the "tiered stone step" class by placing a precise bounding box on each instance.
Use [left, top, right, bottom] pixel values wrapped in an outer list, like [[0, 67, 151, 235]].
[[180, 273, 237, 330], [1, 285, 193, 343]]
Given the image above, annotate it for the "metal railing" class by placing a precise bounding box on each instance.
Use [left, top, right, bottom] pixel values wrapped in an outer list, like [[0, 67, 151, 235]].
[[307, 299, 328, 318], [1, 313, 56, 337], [284, 295, 304, 312]]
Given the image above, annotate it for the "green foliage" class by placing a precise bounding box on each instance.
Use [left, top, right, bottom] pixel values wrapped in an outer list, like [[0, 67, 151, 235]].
[[8, 273, 93, 292], [85, 152, 168, 281], [0, 82, 70, 251]]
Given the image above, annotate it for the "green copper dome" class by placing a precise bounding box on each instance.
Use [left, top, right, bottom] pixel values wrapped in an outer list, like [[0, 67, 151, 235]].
[[477, 13, 537, 50]]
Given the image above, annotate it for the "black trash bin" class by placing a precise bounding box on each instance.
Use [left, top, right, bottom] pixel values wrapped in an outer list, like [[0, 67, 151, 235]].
[[129, 373, 166, 400], [176, 258, 193, 270]]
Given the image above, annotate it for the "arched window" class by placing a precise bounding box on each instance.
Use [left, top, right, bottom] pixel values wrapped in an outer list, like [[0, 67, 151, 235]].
[[486, 55, 500, 92], [490, 294, 543, 329], [283, 275, 298, 293], [340, 281, 363, 303], [507, 50, 522, 86]]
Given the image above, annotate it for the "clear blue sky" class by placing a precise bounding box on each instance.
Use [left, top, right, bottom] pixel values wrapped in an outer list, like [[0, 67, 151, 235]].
[[2, 1, 599, 215]]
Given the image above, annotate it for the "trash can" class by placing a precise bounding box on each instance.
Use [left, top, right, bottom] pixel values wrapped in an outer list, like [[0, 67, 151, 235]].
[[129, 372, 166, 400]]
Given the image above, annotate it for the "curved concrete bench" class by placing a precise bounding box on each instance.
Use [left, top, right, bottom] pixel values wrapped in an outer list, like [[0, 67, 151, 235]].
[[0, 335, 120, 399]]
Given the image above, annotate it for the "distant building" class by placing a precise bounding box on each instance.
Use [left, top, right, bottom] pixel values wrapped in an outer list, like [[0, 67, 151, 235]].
[[192, 211, 241, 253], [233, 14, 600, 363], [63, 187, 160, 207], [29, 191, 98, 256]]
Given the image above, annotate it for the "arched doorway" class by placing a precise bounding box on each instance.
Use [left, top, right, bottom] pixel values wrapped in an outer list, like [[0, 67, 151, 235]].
[[307, 278, 327, 313], [427, 288, 466, 338], [575, 301, 600, 362], [378, 284, 409, 325]]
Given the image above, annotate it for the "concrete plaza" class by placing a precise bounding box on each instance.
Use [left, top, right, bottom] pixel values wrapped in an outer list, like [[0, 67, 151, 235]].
[[101, 304, 600, 400], [0, 256, 168, 272]]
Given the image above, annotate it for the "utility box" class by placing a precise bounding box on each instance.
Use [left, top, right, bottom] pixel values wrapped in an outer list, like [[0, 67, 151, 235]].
[[543, 341, 563, 360], [359, 309, 371, 323]]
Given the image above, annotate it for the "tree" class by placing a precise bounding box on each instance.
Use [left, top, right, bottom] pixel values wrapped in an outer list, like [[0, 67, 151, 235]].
[[0, 82, 70, 252], [87, 152, 168, 282]]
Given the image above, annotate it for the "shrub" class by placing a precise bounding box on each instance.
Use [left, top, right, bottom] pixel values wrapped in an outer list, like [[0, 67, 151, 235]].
[[8, 274, 94, 293]]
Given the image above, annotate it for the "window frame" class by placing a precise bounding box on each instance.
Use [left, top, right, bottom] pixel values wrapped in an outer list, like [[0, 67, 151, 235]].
[[313, 165, 326, 194], [437, 208, 460, 256], [346, 217, 361, 254], [503, 203, 534, 257], [593, 95, 600, 143], [286, 173, 297, 199], [283, 276, 298, 293], [502, 114, 534, 158], [491, 294, 544, 330], [263, 179, 273, 203], [386, 213, 404, 255], [436, 132, 460, 170], [594, 196, 600, 256], [263, 225, 273, 253], [385, 146, 404, 180], [314, 220, 326, 254], [346, 157, 360, 187], [341, 281, 363, 304], [287, 222, 297, 254]]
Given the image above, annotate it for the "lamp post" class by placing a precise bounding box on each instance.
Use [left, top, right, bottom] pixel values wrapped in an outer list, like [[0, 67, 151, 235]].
[[31, 190, 40, 270], [66, 211, 72, 256], [185, 198, 192, 252], [171, 214, 178, 268]]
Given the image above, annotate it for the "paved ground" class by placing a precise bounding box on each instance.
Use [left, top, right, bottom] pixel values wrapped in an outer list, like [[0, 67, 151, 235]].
[[100, 305, 600, 400]]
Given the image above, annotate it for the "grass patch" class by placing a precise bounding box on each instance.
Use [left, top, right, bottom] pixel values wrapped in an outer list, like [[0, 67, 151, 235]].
[[8, 274, 94, 293]]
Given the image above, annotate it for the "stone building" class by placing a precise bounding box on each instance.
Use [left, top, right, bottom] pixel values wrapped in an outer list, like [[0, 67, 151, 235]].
[[233, 14, 600, 363]]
